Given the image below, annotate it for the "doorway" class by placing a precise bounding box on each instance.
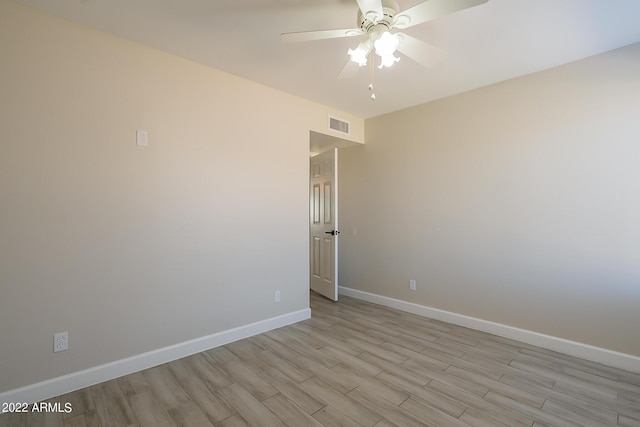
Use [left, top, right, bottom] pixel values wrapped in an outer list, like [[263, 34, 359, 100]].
[[310, 148, 338, 301], [309, 131, 361, 301]]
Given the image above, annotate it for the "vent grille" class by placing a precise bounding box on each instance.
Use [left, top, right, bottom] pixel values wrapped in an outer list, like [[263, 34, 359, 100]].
[[329, 116, 350, 135]]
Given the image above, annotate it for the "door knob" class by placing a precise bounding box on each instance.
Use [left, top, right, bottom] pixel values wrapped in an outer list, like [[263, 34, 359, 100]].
[[325, 230, 340, 235]]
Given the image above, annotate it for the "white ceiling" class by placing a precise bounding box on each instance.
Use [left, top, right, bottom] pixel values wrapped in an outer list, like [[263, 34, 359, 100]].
[[13, 0, 640, 119]]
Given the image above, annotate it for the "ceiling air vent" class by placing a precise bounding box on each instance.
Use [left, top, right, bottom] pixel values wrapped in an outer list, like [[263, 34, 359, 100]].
[[329, 116, 350, 135]]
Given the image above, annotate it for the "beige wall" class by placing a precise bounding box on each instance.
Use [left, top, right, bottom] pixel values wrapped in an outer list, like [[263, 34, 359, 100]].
[[340, 42, 640, 357], [0, 0, 363, 393]]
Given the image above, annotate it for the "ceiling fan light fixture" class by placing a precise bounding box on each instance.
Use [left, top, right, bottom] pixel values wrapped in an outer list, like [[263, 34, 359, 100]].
[[378, 53, 400, 68], [373, 31, 400, 68], [374, 31, 399, 57], [348, 41, 371, 66]]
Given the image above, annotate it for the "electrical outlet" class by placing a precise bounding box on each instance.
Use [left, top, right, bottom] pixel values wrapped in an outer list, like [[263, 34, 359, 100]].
[[274, 290, 281, 303], [409, 280, 416, 291], [54, 332, 68, 353], [136, 130, 148, 147]]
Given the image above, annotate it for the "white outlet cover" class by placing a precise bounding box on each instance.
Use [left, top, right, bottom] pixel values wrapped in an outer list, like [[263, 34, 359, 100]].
[[274, 290, 281, 303], [136, 130, 148, 147], [54, 332, 68, 353]]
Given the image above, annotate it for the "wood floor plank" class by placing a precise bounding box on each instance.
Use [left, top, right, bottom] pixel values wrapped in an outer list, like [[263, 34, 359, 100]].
[[542, 398, 618, 426], [337, 324, 387, 346], [347, 387, 426, 427], [65, 410, 101, 427], [263, 393, 325, 427], [398, 397, 471, 427], [250, 334, 304, 361], [187, 353, 233, 390], [142, 365, 190, 410], [420, 346, 505, 381], [63, 413, 89, 427], [218, 359, 278, 401], [381, 342, 449, 372], [218, 383, 285, 427], [225, 339, 267, 370], [256, 367, 326, 415], [498, 369, 556, 391], [344, 336, 409, 365], [619, 414, 640, 427], [318, 345, 382, 377], [501, 364, 632, 419], [483, 390, 583, 427], [615, 391, 640, 420], [256, 349, 312, 383], [444, 365, 545, 409], [1, 410, 63, 427], [364, 328, 430, 353], [215, 414, 251, 427], [618, 370, 640, 388], [118, 371, 152, 398], [402, 359, 489, 397], [511, 359, 619, 402], [311, 405, 363, 427], [89, 379, 138, 426], [299, 377, 382, 426], [331, 364, 409, 406], [427, 379, 535, 427], [176, 375, 235, 423], [458, 407, 530, 427], [129, 391, 175, 427], [375, 371, 466, 418], [562, 365, 640, 394], [168, 401, 215, 427], [359, 352, 432, 386], [291, 323, 364, 356], [352, 317, 438, 345], [289, 356, 359, 394], [264, 329, 339, 368], [204, 346, 242, 366]]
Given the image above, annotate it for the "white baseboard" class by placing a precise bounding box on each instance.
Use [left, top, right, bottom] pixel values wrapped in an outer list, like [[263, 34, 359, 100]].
[[339, 286, 640, 374], [0, 308, 311, 406]]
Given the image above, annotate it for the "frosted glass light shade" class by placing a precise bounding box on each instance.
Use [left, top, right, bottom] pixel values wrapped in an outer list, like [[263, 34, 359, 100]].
[[378, 53, 400, 68], [348, 41, 370, 66], [374, 31, 400, 57]]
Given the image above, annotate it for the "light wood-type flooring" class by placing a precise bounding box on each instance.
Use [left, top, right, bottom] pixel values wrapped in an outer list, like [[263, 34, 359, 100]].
[[2, 292, 640, 426]]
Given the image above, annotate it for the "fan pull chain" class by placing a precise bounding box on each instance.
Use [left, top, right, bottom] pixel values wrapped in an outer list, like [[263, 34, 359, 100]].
[[368, 33, 376, 100]]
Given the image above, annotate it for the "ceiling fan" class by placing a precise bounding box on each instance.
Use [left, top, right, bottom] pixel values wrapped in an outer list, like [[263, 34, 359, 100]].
[[281, 0, 488, 98]]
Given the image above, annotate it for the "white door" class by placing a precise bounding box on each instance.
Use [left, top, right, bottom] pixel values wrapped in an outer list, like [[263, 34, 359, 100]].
[[310, 148, 339, 301]]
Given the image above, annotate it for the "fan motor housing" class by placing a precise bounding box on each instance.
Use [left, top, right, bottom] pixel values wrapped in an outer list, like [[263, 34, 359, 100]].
[[357, 1, 399, 32]]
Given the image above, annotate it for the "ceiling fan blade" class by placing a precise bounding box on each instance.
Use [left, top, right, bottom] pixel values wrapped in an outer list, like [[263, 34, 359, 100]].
[[356, 0, 384, 21], [396, 33, 446, 69], [281, 28, 363, 43], [337, 60, 361, 79], [394, 0, 488, 29]]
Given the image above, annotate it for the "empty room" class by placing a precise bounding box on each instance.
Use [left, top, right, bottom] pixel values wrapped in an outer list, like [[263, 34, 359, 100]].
[[1, 0, 639, 426]]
